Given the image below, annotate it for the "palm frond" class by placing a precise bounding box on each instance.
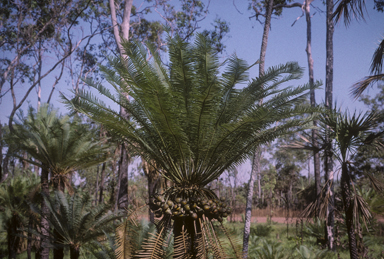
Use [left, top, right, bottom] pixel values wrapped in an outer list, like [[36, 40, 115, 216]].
[[333, 0, 367, 26], [351, 73, 384, 99]]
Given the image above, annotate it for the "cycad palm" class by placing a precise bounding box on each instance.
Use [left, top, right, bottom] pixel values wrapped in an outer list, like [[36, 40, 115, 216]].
[[0, 175, 39, 259], [66, 34, 317, 258], [9, 105, 110, 259], [33, 191, 123, 259], [11, 105, 110, 192]]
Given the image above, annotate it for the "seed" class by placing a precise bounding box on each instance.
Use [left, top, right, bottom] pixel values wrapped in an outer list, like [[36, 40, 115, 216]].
[[203, 205, 210, 211], [184, 205, 190, 211], [167, 200, 174, 207], [162, 204, 169, 210], [175, 197, 182, 203], [192, 203, 197, 210], [181, 200, 188, 206], [165, 208, 172, 215], [191, 213, 198, 219]]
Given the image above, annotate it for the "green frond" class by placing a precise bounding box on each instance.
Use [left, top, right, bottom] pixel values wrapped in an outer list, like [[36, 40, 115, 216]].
[[65, 34, 320, 246]]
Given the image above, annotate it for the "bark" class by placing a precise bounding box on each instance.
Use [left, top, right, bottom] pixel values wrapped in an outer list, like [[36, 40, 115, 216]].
[[98, 162, 107, 203], [304, 0, 321, 216], [242, 147, 261, 257], [243, 1, 274, 257], [341, 163, 359, 259], [0, 123, 2, 181], [109, 0, 134, 211], [70, 246, 80, 259], [325, 0, 335, 251], [95, 165, 99, 205], [173, 217, 201, 259], [39, 167, 50, 259], [27, 215, 33, 259], [117, 143, 129, 209], [7, 216, 20, 259]]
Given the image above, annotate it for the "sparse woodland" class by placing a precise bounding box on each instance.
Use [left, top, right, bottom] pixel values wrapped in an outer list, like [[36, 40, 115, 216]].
[[1, 0, 384, 258]]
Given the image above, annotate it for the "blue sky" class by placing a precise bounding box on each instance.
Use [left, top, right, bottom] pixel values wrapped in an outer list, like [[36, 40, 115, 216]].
[[1, 0, 383, 181]]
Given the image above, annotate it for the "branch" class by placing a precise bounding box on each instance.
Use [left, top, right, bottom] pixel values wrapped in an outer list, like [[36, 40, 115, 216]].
[[8, 35, 91, 131]]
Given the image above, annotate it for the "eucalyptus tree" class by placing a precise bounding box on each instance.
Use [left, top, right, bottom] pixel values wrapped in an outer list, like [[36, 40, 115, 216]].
[[9, 104, 109, 259], [320, 108, 384, 259], [65, 34, 317, 258]]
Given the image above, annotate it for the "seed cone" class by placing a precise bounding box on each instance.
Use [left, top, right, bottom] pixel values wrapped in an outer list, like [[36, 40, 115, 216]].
[[149, 191, 231, 221]]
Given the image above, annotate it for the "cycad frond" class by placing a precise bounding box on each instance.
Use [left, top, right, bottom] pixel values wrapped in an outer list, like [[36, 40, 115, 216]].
[[135, 228, 166, 259], [115, 208, 142, 259], [65, 34, 318, 190]]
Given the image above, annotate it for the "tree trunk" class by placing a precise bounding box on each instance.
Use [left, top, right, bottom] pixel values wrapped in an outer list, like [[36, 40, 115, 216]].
[[243, 1, 274, 256], [95, 165, 99, 205], [341, 163, 359, 259], [98, 162, 106, 203], [243, 148, 260, 257], [173, 217, 201, 259], [39, 167, 50, 259], [0, 123, 2, 181], [304, 0, 321, 216], [325, 0, 335, 251], [117, 143, 129, 209], [27, 214, 33, 259], [70, 246, 80, 259], [109, 0, 133, 211], [7, 217, 19, 259]]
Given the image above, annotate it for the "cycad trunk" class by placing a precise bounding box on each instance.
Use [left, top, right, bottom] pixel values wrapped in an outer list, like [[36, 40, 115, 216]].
[[7, 217, 20, 259], [173, 217, 201, 259], [70, 246, 80, 259], [39, 167, 50, 259], [341, 163, 359, 259]]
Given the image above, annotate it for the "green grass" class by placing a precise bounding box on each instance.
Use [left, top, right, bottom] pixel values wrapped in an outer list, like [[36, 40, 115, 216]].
[[221, 220, 384, 259]]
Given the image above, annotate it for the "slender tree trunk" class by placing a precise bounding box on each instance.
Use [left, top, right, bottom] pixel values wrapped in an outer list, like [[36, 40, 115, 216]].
[[304, 0, 321, 216], [27, 214, 33, 259], [325, 0, 335, 250], [95, 165, 99, 205], [117, 143, 129, 209], [109, 0, 133, 211], [341, 163, 359, 259], [2, 151, 10, 182], [98, 162, 106, 203], [243, 1, 274, 257], [39, 167, 50, 259], [0, 123, 2, 181], [243, 148, 260, 257]]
